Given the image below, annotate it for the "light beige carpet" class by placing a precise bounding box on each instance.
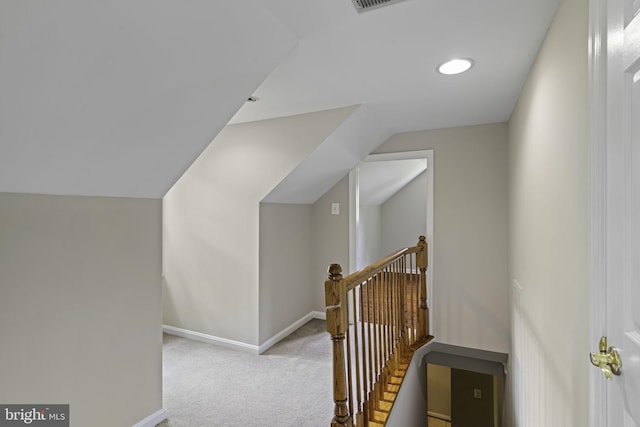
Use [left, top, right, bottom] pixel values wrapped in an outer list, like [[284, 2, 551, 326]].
[[159, 319, 333, 427]]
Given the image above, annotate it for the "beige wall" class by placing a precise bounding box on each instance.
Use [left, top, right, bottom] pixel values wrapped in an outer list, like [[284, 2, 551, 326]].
[[260, 175, 352, 335], [311, 176, 351, 311], [0, 193, 162, 427], [381, 171, 428, 256], [375, 123, 509, 353], [163, 106, 356, 346], [259, 203, 313, 344], [427, 364, 451, 418], [357, 204, 382, 268], [507, 0, 589, 424]]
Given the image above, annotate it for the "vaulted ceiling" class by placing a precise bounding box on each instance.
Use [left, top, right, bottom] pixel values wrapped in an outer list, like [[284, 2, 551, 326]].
[[0, 0, 560, 199]]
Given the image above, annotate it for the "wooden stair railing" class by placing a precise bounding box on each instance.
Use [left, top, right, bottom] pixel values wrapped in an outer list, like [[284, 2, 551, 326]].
[[325, 236, 433, 427]]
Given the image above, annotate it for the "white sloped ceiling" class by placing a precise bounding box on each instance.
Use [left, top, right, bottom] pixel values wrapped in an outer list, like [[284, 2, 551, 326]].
[[0, 0, 297, 198]]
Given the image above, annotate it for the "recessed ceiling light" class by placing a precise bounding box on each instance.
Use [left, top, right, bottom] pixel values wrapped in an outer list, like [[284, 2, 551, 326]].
[[437, 58, 474, 75]]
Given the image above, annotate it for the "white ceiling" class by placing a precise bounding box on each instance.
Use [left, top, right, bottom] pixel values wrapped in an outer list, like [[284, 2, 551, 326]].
[[358, 159, 427, 206], [235, 0, 560, 134], [250, 0, 560, 204], [0, 0, 560, 199]]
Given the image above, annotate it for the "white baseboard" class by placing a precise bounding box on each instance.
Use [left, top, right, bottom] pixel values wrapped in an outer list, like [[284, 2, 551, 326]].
[[258, 310, 326, 354], [427, 411, 451, 421], [132, 408, 167, 427], [162, 325, 260, 354], [311, 310, 326, 320], [163, 311, 327, 355]]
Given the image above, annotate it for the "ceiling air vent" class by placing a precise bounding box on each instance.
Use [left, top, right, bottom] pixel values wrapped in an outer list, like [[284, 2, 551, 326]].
[[351, 0, 409, 13]]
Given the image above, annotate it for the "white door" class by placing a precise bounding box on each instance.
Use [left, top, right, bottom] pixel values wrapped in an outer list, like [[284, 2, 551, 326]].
[[593, 0, 640, 424]]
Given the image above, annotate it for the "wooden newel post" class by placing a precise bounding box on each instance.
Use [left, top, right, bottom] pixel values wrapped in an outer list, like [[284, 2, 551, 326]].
[[325, 264, 353, 427], [417, 236, 429, 339]]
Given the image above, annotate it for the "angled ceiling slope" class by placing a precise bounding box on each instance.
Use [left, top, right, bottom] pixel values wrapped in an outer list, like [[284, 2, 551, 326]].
[[358, 159, 427, 206], [0, 1, 297, 198], [263, 104, 391, 204]]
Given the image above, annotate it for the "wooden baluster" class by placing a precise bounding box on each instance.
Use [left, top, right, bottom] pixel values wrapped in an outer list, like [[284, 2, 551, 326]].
[[380, 272, 385, 367], [417, 235, 429, 340], [364, 278, 373, 425], [392, 262, 400, 367], [385, 266, 391, 369], [372, 274, 379, 382], [391, 266, 396, 357], [399, 257, 407, 346], [381, 270, 387, 367], [385, 267, 391, 364], [398, 258, 404, 351], [400, 257, 409, 357], [359, 283, 370, 426], [377, 273, 384, 374], [360, 282, 368, 395], [403, 256, 409, 345], [391, 264, 397, 357], [351, 288, 362, 420], [325, 264, 353, 427], [388, 264, 397, 358], [386, 267, 392, 371], [408, 253, 415, 345], [345, 291, 354, 419], [398, 260, 403, 343], [374, 273, 382, 409], [389, 267, 395, 359], [366, 278, 374, 403]]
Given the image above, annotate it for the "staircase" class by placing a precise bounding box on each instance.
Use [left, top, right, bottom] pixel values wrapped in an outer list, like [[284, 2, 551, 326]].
[[368, 355, 411, 427], [325, 236, 431, 427]]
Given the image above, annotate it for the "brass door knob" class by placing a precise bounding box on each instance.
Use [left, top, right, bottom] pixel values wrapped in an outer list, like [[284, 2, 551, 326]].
[[590, 336, 622, 379]]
